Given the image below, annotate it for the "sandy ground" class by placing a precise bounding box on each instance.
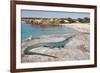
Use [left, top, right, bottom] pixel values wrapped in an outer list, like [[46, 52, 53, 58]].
[[61, 23, 89, 33], [21, 23, 90, 63]]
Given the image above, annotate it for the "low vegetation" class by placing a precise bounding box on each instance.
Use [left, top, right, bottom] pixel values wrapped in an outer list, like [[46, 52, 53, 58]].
[[21, 17, 90, 26]]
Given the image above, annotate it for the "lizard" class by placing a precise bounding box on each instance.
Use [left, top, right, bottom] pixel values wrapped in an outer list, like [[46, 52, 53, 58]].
[[24, 34, 76, 58]]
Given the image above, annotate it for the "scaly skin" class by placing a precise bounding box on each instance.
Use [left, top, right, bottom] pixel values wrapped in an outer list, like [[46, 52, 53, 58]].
[[24, 35, 76, 58]]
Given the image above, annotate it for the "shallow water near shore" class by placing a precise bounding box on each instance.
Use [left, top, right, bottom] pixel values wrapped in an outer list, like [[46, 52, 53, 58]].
[[21, 22, 90, 63], [21, 22, 79, 40]]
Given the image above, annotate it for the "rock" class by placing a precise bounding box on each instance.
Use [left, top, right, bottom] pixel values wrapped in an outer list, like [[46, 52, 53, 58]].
[[21, 33, 90, 63]]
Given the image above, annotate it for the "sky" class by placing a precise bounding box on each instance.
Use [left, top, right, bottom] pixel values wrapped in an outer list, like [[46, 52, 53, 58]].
[[21, 10, 90, 19]]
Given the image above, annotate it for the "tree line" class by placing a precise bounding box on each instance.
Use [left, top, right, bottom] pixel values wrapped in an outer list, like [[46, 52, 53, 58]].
[[60, 17, 90, 23], [22, 17, 90, 24]]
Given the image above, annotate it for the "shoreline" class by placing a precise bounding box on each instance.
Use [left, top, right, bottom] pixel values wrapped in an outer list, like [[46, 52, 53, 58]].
[[21, 33, 90, 63], [61, 23, 90, 33], [22, 23, 89, 42], [21, 23, 90, 63]]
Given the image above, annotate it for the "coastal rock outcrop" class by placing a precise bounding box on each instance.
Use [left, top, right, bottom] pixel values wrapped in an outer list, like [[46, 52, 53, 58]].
[[21, 33, 89, 63]]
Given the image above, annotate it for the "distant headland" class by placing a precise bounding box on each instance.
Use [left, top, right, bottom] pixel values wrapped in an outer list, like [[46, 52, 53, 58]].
[[21, 17, 90, 26]]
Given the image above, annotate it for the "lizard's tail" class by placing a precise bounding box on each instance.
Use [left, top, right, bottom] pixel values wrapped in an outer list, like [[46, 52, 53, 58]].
[[24, 49, 57, 58]]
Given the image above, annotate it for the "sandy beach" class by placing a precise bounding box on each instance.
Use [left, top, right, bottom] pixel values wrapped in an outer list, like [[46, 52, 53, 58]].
[[21, 23, 90, 63], [61, 23, 90, 33]]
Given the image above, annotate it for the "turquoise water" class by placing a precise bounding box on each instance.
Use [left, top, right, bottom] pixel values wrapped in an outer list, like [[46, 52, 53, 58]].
[[21, 22, 79, 40]]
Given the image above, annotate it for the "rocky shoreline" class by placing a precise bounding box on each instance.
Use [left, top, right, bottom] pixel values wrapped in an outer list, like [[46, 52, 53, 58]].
[[21, 24, 90, 63]]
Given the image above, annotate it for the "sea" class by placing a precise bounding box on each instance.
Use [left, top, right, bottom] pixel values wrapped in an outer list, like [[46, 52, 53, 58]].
[[21, 22, 79, 40]]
